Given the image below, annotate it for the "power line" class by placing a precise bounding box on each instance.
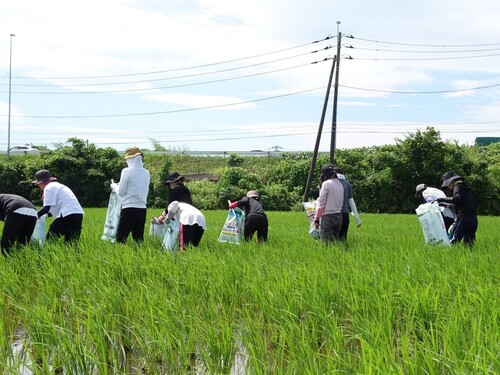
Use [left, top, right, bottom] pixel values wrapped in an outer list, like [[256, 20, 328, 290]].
[[345, 36, 500, 48], [339, 83, 500, 94], [6, 35, 336, 80], [2, 61, 326, 95], [345, 46, 500, 53], [2, 127, 496, 148], [349, 52, 500, 61], [6, 86, 326, 118], [1, 48, 333, 88]]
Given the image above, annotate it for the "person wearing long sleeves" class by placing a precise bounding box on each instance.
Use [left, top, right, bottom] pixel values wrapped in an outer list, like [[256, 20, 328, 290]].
[[32, 170, 84, 243], [437, 170, 477, 246], [165, 172, 193, 205], [229, 190, 268, 243], [314, 164, 344, 243], [157, 201, 206, 251], [0, 194, 38, 254], [111, 146, 151, 244], [333, 167, 361, 241]]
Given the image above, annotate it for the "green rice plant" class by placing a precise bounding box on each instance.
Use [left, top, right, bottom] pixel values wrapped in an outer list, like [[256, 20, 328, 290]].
[[0, 209, 498, 374]]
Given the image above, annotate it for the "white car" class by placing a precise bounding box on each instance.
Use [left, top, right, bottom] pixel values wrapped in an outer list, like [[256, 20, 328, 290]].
[[9, 145, 40, 155]]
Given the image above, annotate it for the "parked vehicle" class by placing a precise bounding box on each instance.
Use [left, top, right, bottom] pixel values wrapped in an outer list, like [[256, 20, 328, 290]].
[[9, 145, 40, 155]]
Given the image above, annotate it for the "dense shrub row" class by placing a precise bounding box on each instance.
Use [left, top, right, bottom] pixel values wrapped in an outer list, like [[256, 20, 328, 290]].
[[1, 129, 498, 215]]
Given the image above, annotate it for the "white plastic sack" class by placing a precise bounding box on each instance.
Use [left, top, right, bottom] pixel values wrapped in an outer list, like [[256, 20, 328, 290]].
[[149, 221, 167, 239], [162, 220, 180, 251], [303, 201, 320, 239], [101, 191, 121, 242], [218, 208, 245, 244], [415, 202, 450, 246], [31, 216, 46, 247]]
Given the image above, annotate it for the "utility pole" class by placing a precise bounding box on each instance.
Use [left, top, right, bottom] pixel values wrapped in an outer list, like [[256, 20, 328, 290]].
[[7, 34, 15, 159], [330, 21, 341, 164], [303, 56, 337, 202]]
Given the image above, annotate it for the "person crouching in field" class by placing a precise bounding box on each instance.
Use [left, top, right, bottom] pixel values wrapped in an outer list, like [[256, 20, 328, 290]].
[[0, 194, 38, 255], [437, 170, 478, 246], [314, 164, 344, 243], [32, 170, 84, 244], [229, 190, 268, 243], [157, 201, 206, 251], [111, 146, 151, 244]]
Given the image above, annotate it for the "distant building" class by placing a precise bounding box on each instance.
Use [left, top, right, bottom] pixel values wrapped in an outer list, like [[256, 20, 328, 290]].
[[475, 137, 500, 146]]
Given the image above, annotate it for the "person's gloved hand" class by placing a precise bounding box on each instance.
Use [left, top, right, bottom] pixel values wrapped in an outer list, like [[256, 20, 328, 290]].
[[110, 181, 119, 194], [314, 218, 320, 229], [228, 201, 238, 209]]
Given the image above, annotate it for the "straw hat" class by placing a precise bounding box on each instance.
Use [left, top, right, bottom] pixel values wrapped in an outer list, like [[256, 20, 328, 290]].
[[124, 146, 143, 159]]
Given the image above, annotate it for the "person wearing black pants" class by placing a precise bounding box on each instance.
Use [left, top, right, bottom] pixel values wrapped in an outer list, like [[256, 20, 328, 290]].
[[115, 208, 147, 244], [438, 170, 478, 246], [32, 170, 85, 244], [111, 147, 151, 244], [157, 201, 206, 251], [229, 190, 268, 243], [0, 194, 38, 254]]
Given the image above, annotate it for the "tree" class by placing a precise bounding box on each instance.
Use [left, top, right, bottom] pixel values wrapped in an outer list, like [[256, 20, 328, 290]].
[[33, 138, 122, 206]]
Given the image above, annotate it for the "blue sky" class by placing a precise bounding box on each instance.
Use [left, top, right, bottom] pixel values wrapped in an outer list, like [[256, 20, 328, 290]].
[[0, 0, 499, 152]]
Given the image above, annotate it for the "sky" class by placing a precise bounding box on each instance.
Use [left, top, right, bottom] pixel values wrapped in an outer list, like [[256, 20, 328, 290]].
[[1, 0, 499, 153]]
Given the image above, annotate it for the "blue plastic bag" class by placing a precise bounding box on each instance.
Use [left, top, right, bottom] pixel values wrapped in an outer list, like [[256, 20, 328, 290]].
[[162, 220, 180, 251], [31, 216, 46, 247], [101, 191, 121, 242], [218, 208, 245, 244]]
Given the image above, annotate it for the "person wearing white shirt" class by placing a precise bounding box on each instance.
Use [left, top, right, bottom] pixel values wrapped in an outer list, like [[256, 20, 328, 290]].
[[32, 170, 84, 243], [158, 201, 206, 251], [111, 146, 151, 244]]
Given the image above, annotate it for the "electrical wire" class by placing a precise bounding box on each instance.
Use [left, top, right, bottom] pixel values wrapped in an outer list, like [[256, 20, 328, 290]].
[[7, 86, 326, 118], [345, 46, 500, 53], [7, 34, 336, 80], [349, 52, 500, 61], [2, 47, 333, 88], [345, 36, 500, 48], [339, 83, 500, 94], [2, 61, 327, 95]]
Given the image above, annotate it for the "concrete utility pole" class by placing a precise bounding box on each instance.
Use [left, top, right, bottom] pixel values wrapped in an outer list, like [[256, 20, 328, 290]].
[[303, 22, 343, 202], [302, 56, 337, 202], [330, 22, 342, 164], [7, 33, 15, 159]]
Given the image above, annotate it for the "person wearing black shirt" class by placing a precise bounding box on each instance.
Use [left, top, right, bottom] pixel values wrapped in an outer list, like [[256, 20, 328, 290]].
[[165, 172, 193, 205], [437, 170, 478, 246], [229, 190, 268, 243], [0, 194, 38, 254]]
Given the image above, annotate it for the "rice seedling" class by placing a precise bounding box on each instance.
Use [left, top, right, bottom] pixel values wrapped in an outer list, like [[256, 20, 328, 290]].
[[0, 209, 498, 374]]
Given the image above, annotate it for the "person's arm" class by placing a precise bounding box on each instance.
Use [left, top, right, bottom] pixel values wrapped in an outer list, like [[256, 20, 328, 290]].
[[37, 205, 51, 218], [117, 171, 127, 197], [348, 198, 362, 227]]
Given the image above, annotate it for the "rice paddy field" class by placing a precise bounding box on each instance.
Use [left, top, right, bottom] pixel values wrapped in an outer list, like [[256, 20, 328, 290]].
[[0, 209, 498, 374]]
